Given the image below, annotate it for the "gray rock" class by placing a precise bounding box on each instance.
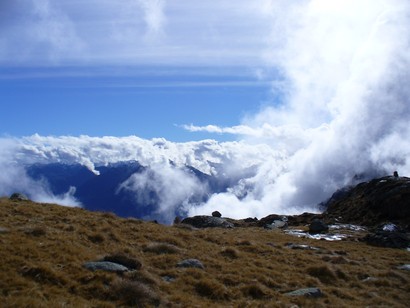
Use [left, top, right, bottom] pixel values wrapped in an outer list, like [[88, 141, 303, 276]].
[[83, 261, 129, 272], [381, 223, 399, 232], [0, 227, 10, 234], [397, 264, 410, 271], [162, 276, 176, 282], [268, 220, 288, 229], [176, 259, 204, 269], [181, 216, 234, 228], [10, 193, 29, 201], [309, 219, 329, 234], [285, 243, 320, 251], [362, 231, 409, 249], [285, 287, 322, 297]]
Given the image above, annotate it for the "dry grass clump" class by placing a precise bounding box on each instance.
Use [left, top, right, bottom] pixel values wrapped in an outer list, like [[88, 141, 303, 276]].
[[143, 242, 181, 254], [87, 233, 105, 243], [240, 283, 269, 299], [24, 226, 46, 236], [125, 270, 159, 286], [20, 265, 67, 286], [103, 253, 142, 270], [306, 265, 337, 284], [220, 247, 240, 259], [110, 279, 160, 307], [194, 278, 230, 300]]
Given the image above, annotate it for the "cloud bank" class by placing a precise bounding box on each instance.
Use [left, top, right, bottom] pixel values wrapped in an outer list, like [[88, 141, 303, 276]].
[[189, 0, 410, 217], [1, 1, 410, 220]]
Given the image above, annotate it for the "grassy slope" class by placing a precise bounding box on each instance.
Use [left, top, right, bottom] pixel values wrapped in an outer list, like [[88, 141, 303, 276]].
[[0, 198, 409, 307]]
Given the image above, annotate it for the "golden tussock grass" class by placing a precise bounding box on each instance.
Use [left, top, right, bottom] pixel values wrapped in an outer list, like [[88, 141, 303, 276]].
[[0, 197, 409, 307]]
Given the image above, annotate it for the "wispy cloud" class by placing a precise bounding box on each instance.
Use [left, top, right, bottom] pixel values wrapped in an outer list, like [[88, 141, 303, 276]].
[[0, 1, 272, 67], [137, 0, 166, 39]]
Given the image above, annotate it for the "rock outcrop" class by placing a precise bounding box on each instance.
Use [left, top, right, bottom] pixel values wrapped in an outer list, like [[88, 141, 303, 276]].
[[285, 287, 322, 297], [176, 259, 204, 269], [323, 176, 410, 229], [181, 216, 234, 228], [83, 261, 129, 273], [10, 193, 29, 201]]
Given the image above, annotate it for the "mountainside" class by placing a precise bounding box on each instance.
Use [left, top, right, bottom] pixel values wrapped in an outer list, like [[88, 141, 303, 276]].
[[322, 175, 410, 229], [1, 197, 409, 307]]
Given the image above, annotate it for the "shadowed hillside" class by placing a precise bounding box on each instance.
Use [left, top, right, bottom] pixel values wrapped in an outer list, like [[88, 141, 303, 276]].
[[0, 198, 409, 307]]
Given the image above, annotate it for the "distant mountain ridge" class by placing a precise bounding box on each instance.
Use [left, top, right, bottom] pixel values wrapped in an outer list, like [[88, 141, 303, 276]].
[[25, 161, 239, 222]]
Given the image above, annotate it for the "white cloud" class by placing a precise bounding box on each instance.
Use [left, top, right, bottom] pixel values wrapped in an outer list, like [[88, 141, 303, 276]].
[[185, 0, 410, 217], [0, 138, 81, 206], [118, 162, 206, 223], [137, 0, 166, 39]]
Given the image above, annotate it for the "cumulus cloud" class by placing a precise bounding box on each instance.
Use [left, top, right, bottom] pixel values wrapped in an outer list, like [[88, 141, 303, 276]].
[[117, 162, 206, 222], [0, 138, 81, 206]]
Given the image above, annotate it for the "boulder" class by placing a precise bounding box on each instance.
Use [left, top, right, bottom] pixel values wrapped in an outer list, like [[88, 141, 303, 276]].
[[285, 287, 322, 297], [361, 231, 409, 249], [176, 259, 204, 269], [83, 261, 129, 272], [309, 219, 329, 234], [212, 211, 222, 218], [10, 193, 29, 201], [181, 216, 234, 228]]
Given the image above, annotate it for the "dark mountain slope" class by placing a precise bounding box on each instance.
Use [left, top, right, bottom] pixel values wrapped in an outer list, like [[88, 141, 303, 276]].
[[323, 175, 410, 229]]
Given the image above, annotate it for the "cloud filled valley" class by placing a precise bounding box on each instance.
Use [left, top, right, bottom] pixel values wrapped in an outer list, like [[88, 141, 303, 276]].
[[2, 0, 410, 223]]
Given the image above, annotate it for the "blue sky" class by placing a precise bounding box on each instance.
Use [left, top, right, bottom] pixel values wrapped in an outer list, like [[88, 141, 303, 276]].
[[0, 67, 271, 141], [0, 1, 278, 141]]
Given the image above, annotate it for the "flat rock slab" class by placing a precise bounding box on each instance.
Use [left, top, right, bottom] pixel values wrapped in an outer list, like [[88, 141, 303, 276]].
[[285, 243, 320, 251], [285, 287, 322, 297], [397, 264, 410, 271], [176, 259, 204, 269], [83, 261, 129, 272]]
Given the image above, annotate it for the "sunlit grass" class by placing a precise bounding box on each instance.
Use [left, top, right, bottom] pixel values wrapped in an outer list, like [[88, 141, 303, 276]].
[[0, 197, 409, 307]]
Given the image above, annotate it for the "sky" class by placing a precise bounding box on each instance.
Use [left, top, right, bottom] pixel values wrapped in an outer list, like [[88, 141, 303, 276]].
[[0, 0, 277, 141], [1, 0, 410, 220]]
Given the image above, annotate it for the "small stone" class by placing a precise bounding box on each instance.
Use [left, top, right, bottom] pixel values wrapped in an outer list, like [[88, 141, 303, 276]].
[[10, 193, 29, 201], [162, 276, 176, 282], [83, 261, 129, 272], [285, 287, 322, 297], [381, 223, 399, 232], [0, 227, 10, 234], [397, 264, 410, 271], [285, 243, 320, 251], [212, 211, 222, 218], [176, 259, 204, 269]]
